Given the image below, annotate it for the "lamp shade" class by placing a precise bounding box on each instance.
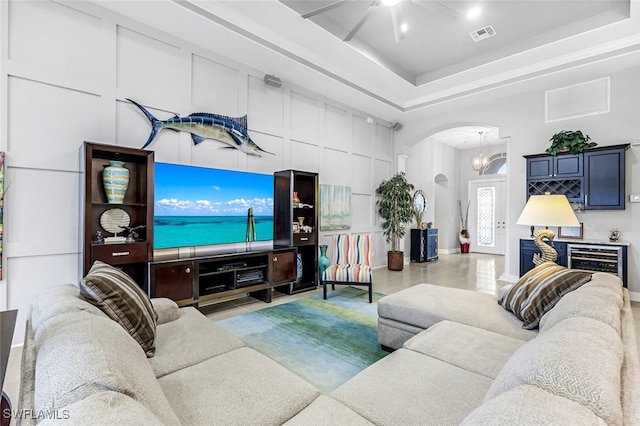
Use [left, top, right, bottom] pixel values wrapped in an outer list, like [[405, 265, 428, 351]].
[[516, 194, 580, 227]]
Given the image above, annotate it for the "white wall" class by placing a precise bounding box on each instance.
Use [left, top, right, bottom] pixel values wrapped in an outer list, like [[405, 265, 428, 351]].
[[398, 64, 640, 296], [0, 0, 394, 344]]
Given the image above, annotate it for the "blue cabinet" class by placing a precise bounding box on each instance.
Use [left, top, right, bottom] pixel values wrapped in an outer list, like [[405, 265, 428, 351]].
[[519, 239, 567, 276], [411, 229, 438, 262], [526, 153, 582, 179], [584, 147, 626, 210], [524, 144, 628, 209]]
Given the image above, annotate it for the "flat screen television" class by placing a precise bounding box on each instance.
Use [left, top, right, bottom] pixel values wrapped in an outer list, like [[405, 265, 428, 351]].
[[154, 162, 274, 249]]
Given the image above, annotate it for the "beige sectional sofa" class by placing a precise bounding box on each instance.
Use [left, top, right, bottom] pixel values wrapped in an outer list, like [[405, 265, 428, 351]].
[[18, 271, 640, 425], [370, 272, 640, 425], [18, 284, 320, 425]]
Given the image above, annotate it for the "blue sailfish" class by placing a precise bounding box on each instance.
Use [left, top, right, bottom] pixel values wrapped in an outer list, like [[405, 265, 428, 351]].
[[127, 99, 273, 157]]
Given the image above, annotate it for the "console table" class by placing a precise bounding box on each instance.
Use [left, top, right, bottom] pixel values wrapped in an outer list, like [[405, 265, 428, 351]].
[[519, 238, 628, 287], [149, 247, 298, 309]]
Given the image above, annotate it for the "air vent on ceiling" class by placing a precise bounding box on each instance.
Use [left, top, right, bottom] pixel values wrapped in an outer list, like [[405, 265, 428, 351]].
[[469, 25, 496, 42]]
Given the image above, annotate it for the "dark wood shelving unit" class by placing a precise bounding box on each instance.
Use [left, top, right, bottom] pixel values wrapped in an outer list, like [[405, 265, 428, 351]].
[[273, 170, 319, 294], [82, 142, 154, 289]]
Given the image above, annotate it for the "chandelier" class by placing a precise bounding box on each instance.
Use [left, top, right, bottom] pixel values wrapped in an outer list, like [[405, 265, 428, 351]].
[[471, 131, 490, 173]]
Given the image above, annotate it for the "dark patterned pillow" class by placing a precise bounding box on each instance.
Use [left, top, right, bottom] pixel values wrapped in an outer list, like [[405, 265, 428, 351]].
[[80, 261, 158, 357], [500, 261, 592, 329]]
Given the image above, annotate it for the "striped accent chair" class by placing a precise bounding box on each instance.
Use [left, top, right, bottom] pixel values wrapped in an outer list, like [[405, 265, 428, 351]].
[[323, 234, 373, 303]]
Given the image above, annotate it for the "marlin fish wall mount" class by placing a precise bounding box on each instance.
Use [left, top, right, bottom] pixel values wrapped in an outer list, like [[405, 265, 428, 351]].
[[127, 99, 274, 157]]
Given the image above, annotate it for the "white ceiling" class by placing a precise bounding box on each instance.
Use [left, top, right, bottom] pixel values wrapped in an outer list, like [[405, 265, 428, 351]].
[[92, 0, 640, 124], [280, 0, 630, 85]]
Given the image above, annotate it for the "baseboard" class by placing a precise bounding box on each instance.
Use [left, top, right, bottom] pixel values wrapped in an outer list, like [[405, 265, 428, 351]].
[[438, 248, 460, 254], [500, 273, 519, 283], [629, 291, 640, 302]]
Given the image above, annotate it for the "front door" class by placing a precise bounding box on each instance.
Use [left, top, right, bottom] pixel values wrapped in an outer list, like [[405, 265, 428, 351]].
[[469, 179, 506, 255]]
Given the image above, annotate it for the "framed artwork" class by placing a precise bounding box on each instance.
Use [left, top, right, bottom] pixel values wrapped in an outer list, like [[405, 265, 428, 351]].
[[0, 152, 4, 280], [293, 222, 300, 233], [320, 184, 351, 231], [558, 223, 583, 239]]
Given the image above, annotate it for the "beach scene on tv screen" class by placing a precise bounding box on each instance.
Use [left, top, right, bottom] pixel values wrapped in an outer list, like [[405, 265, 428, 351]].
[[154, 162, 274, 249]]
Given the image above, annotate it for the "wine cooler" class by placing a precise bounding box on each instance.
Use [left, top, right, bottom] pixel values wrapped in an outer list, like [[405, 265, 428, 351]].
[[567, 244, 624, 282]]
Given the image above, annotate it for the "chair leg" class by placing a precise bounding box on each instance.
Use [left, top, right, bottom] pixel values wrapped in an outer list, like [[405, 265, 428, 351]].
[[323, 280, 327, 300], [368, 284, 372, 303]]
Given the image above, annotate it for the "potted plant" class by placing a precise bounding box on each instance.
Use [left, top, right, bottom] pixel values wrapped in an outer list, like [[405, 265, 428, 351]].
[[458, 200, 470, 253], [376, 172, 415, 271], [546, 130, 597, 155]]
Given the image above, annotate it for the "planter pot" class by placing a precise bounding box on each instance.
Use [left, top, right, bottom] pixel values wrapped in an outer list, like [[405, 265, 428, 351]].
[[460, 243, 470, 254], [387, 251, 404, 271]]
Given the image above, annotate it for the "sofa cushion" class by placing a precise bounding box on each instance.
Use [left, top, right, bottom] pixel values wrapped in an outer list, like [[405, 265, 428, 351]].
[[151, 298, 180, 325], [403, 321, 526, 379], [284, 395, 374, 426], [330, 348, 493, 425], [30, 284, 106, 333], [150, 307, 245, 378], [80, 260, 158, 357], [38, 391, 165, 425], [485, 317, 624, 424], [377, 284, 537, 342], [461, 385, 607, 425], [158, 347, 319, 425], [34, 310, 180, 425], [539, 276, 623, 335], [499, 261, 591, 329]]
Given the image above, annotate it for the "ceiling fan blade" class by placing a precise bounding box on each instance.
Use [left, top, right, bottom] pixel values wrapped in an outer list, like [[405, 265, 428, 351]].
[[301, 0, 349, 19], [411, 0, 462, 19], [344, 1, 379, 41], [390, 6, 404, 42]]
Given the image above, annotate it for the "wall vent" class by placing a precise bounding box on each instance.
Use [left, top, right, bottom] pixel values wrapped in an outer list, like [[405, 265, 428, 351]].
[[545, 77, 610, 123], [469, 25, 496, 42]]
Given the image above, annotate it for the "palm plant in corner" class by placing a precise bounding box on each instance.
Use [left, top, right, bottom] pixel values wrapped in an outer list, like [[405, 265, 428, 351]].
[[376, 172, 414, 271]]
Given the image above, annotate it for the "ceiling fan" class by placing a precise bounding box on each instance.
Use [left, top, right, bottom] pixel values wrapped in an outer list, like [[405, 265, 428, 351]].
[[300, 0, 463, 43]]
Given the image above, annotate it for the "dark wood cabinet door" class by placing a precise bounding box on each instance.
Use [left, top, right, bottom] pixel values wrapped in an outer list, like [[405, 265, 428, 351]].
[[584, 148, 625, 210], [150, 261, 195, 302], [269, 250, 296, 285]]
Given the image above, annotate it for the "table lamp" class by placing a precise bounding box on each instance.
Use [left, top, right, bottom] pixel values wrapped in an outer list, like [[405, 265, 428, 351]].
[[516, 193, 580, 264]]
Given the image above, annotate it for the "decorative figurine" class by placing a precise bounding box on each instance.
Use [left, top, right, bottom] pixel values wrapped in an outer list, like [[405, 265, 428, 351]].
[[609, 229, 621, 242], [95, 231, 104, 244], [119, 225, 146, 243]]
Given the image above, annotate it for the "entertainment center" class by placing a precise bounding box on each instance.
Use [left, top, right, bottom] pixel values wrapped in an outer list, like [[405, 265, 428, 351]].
[[150, 247, 298, 308], [82, 142, 310, 308]]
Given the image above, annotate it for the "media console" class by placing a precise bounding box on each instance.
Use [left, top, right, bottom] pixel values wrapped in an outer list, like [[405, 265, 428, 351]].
[[149, 247, 298, 309]]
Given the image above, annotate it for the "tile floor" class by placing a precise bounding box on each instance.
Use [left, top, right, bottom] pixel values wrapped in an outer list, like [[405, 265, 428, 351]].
[[3, 252, 640, 421]]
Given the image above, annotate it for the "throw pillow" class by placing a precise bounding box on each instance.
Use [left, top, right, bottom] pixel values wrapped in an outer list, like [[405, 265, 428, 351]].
[[80, 261, 158, 357], [500, 261, 592, 329]]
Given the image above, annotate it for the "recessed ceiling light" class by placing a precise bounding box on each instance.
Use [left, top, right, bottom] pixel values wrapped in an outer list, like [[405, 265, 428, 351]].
[[381, 0, 401, 6], [466, 6, 482, 19], [400, 22, 409, 33]]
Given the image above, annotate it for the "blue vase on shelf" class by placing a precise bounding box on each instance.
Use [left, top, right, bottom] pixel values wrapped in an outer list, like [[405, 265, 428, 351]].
[[318, 245, 330, 282]]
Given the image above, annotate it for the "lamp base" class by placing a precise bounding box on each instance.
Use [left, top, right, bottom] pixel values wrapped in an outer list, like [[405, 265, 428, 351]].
[[532, 228, 557, 265]]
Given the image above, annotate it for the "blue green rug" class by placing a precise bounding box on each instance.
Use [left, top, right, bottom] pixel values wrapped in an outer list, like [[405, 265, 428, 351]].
[[216, 287, 388, 394]]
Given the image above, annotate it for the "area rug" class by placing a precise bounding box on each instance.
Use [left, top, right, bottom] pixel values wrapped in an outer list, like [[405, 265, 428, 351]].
[[216, 286, 388, 394]]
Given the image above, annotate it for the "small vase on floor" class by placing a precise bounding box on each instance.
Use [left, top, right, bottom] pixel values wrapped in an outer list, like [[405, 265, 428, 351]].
[[102, 160, 129, 204]]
